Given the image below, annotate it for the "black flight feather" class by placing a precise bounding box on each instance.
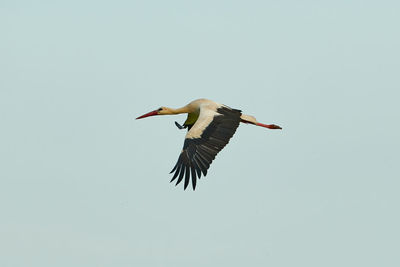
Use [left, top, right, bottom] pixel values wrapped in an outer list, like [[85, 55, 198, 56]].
[[170, 106, 241, 190]]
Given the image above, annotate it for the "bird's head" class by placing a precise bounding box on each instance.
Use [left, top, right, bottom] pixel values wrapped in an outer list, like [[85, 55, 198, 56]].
[[136, 107, 171, 119]]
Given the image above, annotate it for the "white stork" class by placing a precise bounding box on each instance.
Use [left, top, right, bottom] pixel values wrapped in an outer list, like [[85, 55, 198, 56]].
[[136, 98, 281, 190]]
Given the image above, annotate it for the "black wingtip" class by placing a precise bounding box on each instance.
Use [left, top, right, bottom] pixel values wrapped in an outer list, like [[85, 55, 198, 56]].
[[183, 166, 190, 190], [176, 165, 185, 186], [191, 166, 197, 191], [170, 165, 181, 183]]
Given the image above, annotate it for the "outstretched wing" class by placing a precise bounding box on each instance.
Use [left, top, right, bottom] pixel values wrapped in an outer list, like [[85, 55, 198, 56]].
[[170, 105, 242, 190]]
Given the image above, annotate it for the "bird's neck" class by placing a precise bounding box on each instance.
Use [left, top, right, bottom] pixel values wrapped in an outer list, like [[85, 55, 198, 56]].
[[168, 106, 191, 115]]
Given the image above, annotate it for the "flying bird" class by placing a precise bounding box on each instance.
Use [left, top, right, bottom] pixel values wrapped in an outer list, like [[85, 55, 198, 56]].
[[136, 98, 281, 190]]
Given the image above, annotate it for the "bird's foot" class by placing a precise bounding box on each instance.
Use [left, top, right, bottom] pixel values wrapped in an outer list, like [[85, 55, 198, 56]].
[[174, 121, 187, 130]]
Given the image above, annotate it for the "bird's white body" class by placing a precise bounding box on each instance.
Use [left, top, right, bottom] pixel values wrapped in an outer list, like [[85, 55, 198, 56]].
[[185, 99, 223, 139]]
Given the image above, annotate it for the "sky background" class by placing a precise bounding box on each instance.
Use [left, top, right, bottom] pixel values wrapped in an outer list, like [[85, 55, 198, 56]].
[[1, 1, 399, 266]]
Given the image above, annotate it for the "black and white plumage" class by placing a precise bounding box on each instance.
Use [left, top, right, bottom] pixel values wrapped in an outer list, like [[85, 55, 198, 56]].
[[170, 106, 242, 190], [136, 98, 282, 190]]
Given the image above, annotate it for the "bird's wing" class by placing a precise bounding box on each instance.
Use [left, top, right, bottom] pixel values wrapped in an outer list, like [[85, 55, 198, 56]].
[[170, 104, 242, 190]]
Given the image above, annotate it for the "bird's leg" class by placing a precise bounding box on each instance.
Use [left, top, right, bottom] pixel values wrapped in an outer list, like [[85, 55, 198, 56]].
[[174, 121, 187, 130], [240, 115, 282, 129]]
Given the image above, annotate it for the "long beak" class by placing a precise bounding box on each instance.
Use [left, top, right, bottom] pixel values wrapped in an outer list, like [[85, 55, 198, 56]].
[[136, 109, 159, 120]]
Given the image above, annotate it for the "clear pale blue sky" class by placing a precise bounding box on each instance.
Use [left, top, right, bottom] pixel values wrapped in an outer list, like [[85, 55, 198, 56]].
[[1, 1, 399, 266]]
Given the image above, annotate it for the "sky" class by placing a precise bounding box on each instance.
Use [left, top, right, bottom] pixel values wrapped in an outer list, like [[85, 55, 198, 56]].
[[1, 1, 399, 266]]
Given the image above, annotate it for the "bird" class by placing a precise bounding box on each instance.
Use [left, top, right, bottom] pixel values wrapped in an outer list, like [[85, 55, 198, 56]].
[[136, 98, 282, 190]]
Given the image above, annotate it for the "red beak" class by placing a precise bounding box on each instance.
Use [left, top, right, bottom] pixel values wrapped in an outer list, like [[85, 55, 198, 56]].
[[136, 110, 159, 120]]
